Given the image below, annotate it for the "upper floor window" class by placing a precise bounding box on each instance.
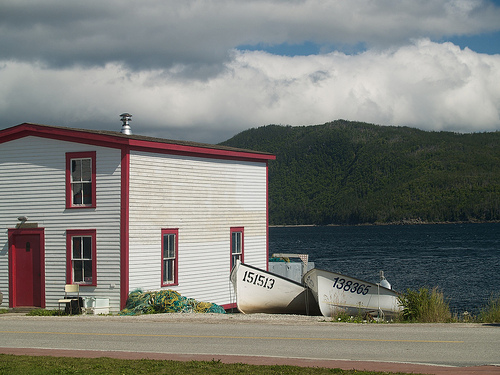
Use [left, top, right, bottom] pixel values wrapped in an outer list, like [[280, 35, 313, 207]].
[[162, 229, 178, 286], [66, 229, 97, 286], [66, 152, 96, 208], [230, 227, 244, 270]]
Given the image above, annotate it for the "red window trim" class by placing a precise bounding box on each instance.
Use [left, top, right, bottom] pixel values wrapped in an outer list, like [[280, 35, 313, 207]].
[[230, 227, 244, 270], [66, 229, 97, 286], [66, 151, 96, 209], [161, 228, 179, 287]]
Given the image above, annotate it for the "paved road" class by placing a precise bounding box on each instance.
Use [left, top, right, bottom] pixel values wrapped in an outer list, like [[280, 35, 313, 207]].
[[1, 314, 499, 374]]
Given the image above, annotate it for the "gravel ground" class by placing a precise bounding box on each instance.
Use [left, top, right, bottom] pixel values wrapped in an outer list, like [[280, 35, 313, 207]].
[[0, 311, 488, 328], [0, 311, 332, 325]]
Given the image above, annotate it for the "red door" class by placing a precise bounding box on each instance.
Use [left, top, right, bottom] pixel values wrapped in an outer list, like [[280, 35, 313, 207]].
[[8, 229, 45, 308]]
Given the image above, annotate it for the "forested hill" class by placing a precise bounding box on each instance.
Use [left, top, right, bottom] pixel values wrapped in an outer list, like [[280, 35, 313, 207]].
[[220, 120, 500, 225]]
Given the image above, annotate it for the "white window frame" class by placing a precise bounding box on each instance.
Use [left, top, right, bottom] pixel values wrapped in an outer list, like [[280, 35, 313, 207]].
[[162, 229, 178, 286], [66, 229, 96, 286], [230, 227, 244, 269], [66, 151, 96, 208]]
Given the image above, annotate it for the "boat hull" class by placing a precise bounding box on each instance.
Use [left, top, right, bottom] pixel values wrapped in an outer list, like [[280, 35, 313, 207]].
[[303, 268, 402, 318], [231, 261, 318, 315]]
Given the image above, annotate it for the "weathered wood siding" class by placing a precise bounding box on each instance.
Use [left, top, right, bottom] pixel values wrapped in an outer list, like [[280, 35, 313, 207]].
[[0, 136, 122, 310], [128, 151, 268, 306]]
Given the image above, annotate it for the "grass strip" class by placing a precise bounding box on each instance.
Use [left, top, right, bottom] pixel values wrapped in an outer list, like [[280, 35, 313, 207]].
[[0, 354, 419, 375]]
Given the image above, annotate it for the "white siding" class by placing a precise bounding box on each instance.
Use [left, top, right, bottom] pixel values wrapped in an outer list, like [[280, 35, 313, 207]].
[[128, 151, 268, 306], [0, 136, 122, 311]]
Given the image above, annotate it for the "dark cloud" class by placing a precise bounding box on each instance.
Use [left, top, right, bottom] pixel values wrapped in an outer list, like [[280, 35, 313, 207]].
[[1, 1, 499, 71]]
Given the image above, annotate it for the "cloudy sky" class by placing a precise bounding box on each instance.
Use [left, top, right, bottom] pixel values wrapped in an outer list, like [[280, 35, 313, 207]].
[[1, 0, 500, 143]]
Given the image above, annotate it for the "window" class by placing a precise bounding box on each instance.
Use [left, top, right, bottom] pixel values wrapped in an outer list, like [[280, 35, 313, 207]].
[[162, 229, 178, 286], [66, 152, 96, 208], [66, 229, 96, 286], [230, 227, 244, 269]]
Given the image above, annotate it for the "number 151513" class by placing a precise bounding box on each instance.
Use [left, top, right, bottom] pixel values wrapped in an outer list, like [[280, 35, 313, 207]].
[[242, 271, 275, 289]]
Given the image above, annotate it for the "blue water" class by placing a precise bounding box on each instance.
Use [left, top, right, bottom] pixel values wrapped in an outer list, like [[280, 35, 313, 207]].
[[269, 223, 500, 314]]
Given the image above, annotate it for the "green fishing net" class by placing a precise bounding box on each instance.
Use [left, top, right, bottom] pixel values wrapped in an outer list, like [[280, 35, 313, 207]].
[[119, 289, 226, 315]]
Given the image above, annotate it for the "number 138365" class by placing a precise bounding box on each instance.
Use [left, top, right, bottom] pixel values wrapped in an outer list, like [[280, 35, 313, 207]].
[[332, 277, 371, 295]]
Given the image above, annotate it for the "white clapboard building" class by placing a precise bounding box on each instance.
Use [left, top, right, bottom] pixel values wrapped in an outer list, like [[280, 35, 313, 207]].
[[0, 118, 274, 312]]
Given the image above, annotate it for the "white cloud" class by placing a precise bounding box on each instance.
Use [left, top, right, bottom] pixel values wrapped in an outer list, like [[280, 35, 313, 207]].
[[223, 40, 500, 133], [1, 39, 499, 142], [1, 1, 500, 142]]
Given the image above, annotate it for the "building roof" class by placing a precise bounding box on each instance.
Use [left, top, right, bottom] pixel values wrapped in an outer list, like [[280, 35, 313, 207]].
[[0, 123, 275, 162]]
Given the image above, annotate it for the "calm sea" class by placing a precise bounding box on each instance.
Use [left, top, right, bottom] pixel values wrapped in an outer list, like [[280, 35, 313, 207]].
[[269, 223, 500, 314]]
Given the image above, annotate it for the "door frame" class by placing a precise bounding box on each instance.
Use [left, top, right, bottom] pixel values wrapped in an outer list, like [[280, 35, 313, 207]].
[[8, 228, 46, 308]]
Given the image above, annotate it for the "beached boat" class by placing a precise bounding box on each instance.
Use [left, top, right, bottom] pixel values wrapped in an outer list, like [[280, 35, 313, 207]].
[[303, 268, 402, 318], [230, 260, 319, 315]]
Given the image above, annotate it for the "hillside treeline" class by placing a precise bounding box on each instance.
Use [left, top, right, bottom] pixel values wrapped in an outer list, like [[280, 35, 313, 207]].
[[220, 120, 500, 225]]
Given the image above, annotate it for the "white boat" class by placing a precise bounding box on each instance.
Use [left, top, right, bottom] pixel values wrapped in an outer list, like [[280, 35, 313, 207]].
[[303, 268, 402, 318], [230, 260, 319, 315]]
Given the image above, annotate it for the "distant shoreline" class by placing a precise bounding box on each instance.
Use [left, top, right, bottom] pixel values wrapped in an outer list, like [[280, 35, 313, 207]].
[[269, 220, 500, 228]]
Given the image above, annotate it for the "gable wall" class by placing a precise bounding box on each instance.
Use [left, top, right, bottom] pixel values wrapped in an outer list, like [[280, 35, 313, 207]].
[[128, 151, 268, 307], [0, 136, 122, 310]]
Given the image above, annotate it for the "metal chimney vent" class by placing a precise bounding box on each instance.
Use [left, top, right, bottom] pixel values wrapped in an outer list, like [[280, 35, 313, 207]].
[[120, 113, 132, 135]]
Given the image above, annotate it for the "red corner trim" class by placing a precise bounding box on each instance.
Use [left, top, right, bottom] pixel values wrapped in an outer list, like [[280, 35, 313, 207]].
[[266, 160, 270, 271], [120, 147, 130, 309]]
